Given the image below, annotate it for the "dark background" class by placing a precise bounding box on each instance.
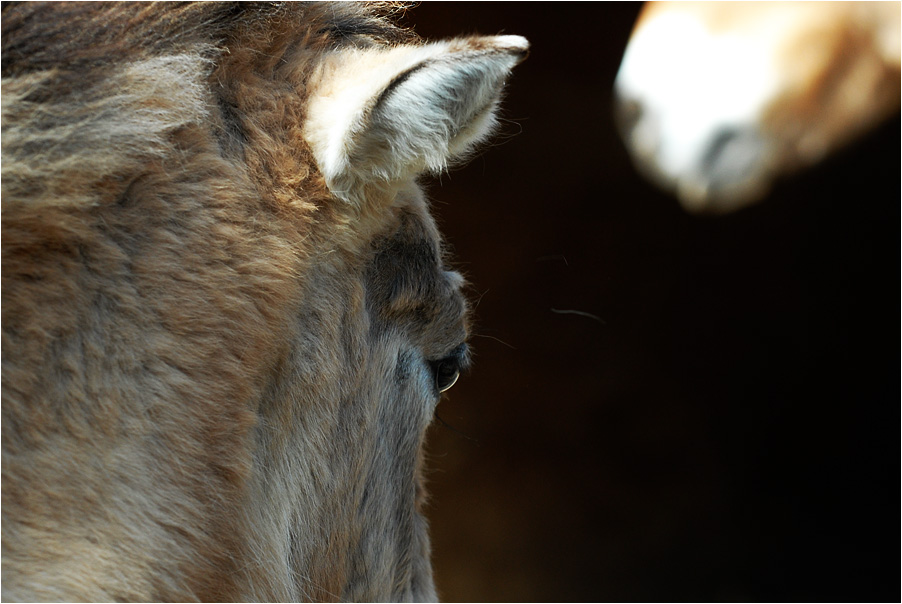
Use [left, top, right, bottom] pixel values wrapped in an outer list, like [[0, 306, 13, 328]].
[[401, 3, 899, 602]]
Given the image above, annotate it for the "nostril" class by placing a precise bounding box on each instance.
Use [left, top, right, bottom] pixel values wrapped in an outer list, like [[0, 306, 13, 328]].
[[701, 126, 766, 184], [614, 93, 660, 159], [614, 94, 644, 137], [703, 128, 741, 168]]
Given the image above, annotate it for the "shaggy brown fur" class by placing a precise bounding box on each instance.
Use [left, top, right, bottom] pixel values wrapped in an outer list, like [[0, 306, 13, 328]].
[[1, 3, 522, 601]]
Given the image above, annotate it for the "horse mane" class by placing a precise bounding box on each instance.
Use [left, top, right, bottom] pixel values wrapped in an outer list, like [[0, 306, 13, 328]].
[[1, 2, 416, 77]]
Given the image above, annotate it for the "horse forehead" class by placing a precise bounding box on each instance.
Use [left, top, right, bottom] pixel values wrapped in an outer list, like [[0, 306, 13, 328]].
[[370, 197, 450, 293], [384, 186, 444, 249]]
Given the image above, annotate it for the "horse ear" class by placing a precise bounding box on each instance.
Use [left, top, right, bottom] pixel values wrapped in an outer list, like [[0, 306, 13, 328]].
[[304, 35, 528, 204]]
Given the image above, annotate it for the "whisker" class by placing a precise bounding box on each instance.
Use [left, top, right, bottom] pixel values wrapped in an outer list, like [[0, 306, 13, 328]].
[[434, 412, 480, 444], [471, 333, 517, 349], [536, 254, 569, 266], [550, 308, 606, 325]]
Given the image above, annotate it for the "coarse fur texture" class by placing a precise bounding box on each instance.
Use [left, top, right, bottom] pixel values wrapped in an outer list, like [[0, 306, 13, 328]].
[[1, 2, 526, 601]]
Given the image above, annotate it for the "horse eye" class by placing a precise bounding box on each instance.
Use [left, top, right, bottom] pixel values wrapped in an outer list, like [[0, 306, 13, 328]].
[[430, 344, 468, 393], [432, 359, 461, 393]]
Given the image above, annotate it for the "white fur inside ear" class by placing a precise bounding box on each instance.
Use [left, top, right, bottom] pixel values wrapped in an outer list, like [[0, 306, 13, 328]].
[[304, 36, 528, 204]]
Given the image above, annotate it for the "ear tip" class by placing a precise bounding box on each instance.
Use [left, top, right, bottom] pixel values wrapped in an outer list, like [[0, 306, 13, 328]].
[[493, 35, 530, 51], [491, 35, 530, 62]]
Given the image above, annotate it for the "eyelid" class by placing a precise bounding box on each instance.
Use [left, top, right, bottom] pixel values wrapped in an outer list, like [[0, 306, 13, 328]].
[[443, 343, 470, 371], [430, 343, 470, 393]]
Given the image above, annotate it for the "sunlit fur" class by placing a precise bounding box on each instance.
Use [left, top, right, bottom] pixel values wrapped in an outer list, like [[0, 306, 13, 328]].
[[1, 3, 525, 600], [615, 2, 900, 212]]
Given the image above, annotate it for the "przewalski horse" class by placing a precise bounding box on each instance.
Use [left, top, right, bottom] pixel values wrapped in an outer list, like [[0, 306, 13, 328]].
[[1, 3, 527, 601], [615, 1, 901, 212]]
